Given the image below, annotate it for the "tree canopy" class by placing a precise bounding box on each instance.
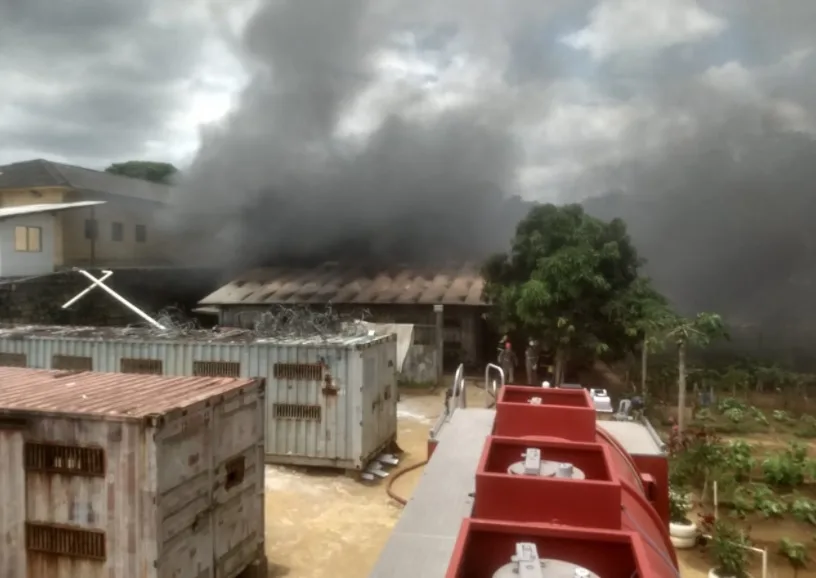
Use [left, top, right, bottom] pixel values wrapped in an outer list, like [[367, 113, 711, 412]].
[[482, 203, 663, 382], [105, 161, 178, 184]]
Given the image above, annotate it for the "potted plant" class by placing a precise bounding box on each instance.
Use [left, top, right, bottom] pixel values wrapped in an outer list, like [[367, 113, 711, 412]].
[[668, 486, 697, 549], [707, 520, 750, 578]]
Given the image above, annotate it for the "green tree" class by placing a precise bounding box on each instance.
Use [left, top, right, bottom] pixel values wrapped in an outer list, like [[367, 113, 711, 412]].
[[665, 312, 727, 433], [615, 277, 673, 398], [105, 161, 178, 184], [482, 203, 657, 384]]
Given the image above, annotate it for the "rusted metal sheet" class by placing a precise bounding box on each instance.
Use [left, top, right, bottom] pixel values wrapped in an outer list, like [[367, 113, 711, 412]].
[[0, 329, 399, 469], [0, 368, 265, 578], [197, 262, 487, 306], [0, 367, 257, 419]]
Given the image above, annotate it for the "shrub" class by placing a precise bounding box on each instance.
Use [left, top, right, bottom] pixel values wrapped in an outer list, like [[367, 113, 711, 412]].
[[790, 498, 816, 526], [707, 519, 751, 578], [778, 538, 809, 578], [762, 442, 809, 488], [669, 487, 693, 524], [719, 398, 746, 413], [748, 406, 769, 425]]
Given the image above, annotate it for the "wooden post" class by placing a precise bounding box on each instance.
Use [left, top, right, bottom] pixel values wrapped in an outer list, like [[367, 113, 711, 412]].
[[434, 304, 444, 387]]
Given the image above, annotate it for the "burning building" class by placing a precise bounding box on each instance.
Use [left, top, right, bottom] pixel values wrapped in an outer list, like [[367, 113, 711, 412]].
[[198, 262, 492, 371]]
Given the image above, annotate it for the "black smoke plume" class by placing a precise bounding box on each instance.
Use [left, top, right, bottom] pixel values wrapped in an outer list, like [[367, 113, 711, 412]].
[[168, 0, 562, 270], [170, 0, 816, 344]]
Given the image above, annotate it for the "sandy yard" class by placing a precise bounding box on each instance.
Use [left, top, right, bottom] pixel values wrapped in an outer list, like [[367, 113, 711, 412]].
[[261, 385, 814, 578], [262, 388, 446, 578]]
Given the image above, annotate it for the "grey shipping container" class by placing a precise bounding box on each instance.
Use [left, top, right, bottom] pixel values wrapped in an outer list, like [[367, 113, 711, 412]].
[[0, 326, 399, 470], [0, 366, 265, 578]]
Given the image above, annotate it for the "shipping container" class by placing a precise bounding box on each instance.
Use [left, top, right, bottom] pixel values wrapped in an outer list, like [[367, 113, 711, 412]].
[[0, 366, 265, 578], [0, 325, 398, 470]]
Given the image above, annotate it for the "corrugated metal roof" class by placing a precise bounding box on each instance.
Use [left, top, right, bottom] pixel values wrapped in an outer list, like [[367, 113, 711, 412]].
[[0, 200, 105, 220], [0, 367, 260, 419], [198, 263, 487, 307], [0, 159, 171, 203], [0, 324, 393, 347]]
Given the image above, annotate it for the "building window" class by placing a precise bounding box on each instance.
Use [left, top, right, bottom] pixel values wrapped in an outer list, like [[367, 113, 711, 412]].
[[111, 222, 123, 242], [135, 224, 146, 243], [84, 219, 98, 240], [14, 226, 42, 252]]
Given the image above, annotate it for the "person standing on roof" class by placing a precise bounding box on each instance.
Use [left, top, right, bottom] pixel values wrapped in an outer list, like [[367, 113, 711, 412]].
[[524, 340, 539, 386], [498, 341, 517, 384]]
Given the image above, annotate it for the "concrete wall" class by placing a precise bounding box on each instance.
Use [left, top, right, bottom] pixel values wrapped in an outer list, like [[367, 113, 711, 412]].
[[61, 191, 171, 266], [0, 187, 173, 267], [0, 213, 55, 277], [0, 187, 66, 265], [357, 322, 440, 385], [400, 342, 439, 385], [0, 267, 221, 326]]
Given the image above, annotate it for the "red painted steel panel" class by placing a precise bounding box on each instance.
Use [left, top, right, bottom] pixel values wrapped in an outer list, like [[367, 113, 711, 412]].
[[446, 385, 678, 578]]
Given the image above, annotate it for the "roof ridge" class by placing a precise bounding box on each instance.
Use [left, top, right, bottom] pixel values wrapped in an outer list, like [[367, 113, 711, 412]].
[[50, 160, 173, 189], [38, 159, 70, 186]]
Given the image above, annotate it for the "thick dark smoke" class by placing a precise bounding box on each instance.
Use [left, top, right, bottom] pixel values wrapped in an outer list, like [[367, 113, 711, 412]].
[[168, 0, 572, 269], [578, 1, 816, 338], [171, 0, 816, 343]]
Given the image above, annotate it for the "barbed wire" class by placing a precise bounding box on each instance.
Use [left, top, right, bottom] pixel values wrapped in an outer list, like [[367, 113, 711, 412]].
[[127, 304, 374, 340], [253, 304, 373, 339], [127, 305, 201, 336]]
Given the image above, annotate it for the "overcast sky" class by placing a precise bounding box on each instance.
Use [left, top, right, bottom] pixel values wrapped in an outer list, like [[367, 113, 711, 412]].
[[1, 0, 814, 201]]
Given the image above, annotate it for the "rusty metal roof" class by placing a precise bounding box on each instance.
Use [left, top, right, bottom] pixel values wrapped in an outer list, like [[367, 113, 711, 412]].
[[0, 367, 261, 420], [198, 263, 487, 307]]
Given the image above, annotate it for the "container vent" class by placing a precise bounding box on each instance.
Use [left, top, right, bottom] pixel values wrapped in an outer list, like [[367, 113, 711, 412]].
[[120, 358, 163, 375], [273, 403, 322, 421], [26, 522, 106, 560], [52, 355, 93, 371], [24, 442, 106, 477], [193, 360, 241, 377], [0, 352, 27, 367], [273, 363, 322, 381]]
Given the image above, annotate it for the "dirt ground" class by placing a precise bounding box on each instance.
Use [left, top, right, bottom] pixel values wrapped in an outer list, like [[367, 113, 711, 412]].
[[262, 385, 815, 578], [262, 388, 447, 578], [677, 432, 816, 578]]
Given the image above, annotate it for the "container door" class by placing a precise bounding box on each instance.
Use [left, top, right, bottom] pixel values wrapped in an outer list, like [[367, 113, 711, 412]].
[[361, 354, 379, 459], [156, 406, 216, 578], [211, 387, 264, 578], [0, 428, 25, 578]]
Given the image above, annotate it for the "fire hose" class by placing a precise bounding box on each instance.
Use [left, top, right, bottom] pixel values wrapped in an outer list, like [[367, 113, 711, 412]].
[[385, 460, 428, 506]]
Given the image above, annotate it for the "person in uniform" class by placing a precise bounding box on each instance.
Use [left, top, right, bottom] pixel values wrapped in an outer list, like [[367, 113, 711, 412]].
[[524, 340, 539, 386], [498, 341, 517, 384]]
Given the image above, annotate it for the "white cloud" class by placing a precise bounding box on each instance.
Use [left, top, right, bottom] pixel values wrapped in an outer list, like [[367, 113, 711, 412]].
[[563, 0, 726, 61]]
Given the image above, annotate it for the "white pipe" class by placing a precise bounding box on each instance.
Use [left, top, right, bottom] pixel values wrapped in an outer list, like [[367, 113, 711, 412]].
[[713, 480, 719, 520], [61, 270, 113, 309], [67, 269, 166, 330]]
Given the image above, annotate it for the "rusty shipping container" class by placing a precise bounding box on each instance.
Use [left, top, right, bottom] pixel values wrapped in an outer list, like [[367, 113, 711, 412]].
[[0, 367, 265, 578], [0, 326, 398, 470]]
